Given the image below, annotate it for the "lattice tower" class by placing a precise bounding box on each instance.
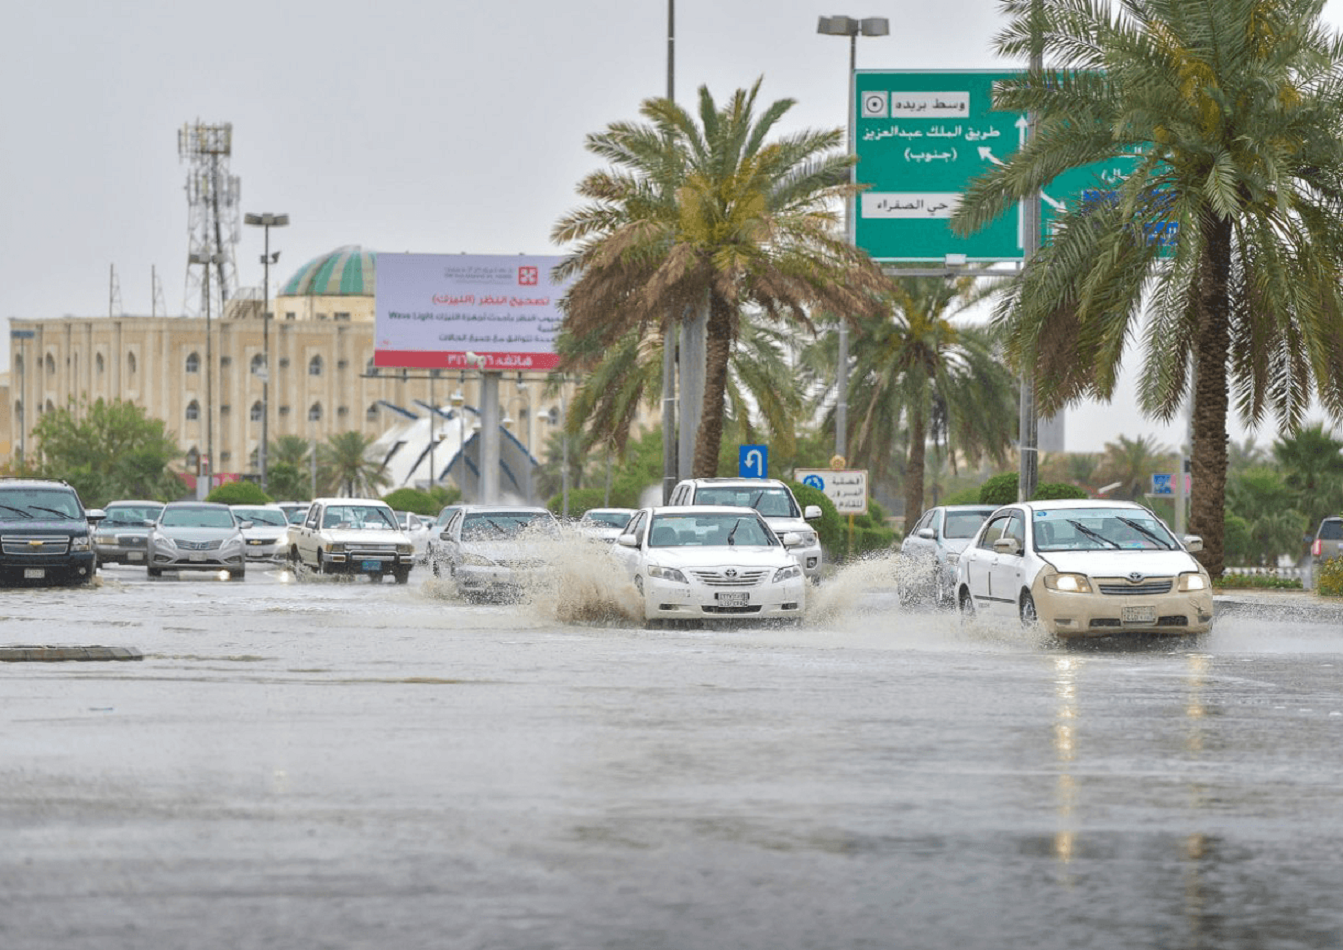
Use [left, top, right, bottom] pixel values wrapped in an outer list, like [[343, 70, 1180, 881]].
[[178, 121, 241, 319]]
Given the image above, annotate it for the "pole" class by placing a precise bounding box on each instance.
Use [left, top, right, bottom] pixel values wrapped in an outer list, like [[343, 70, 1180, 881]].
[[261, 227, 271, 491], [205, 262, 214, 492], [429, 375, 436, 490], [836, 32, 856, 460], [1017, 0, 1042, 502], [661, 0, 678, 500]]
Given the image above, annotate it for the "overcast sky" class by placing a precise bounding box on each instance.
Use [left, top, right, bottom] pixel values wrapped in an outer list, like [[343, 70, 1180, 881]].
[[4, 0, 1342, 454]]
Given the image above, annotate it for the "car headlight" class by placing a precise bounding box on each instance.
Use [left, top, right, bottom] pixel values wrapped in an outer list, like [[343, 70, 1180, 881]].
[[461, 553, 495, 567], [396, 543, 414, 556], [1044, 572, 1092, 593], [71, 535, 91, 552], [946, 552, 960, 566], [1178, 572, 1209, 592], [773, 564, 802, 583], [94, 532, 115, 544], [647, 564, 687, 583], [795, 530, 817, 546], [327, 543, 346, 554]]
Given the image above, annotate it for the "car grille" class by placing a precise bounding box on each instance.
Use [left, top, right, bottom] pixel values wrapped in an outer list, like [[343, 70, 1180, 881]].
[[118, 535, 148, 548], [1097, 577, 1173, 595], [1, 535, 70, 556], [690, 569, 767, 587], [177, 539, 223, 551], [347, 543, 398, 557]]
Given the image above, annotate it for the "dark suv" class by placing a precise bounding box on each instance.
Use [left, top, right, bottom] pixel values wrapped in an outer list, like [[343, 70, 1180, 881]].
[[0, 479, 105, 586], [1311, 516, 1343, 587]]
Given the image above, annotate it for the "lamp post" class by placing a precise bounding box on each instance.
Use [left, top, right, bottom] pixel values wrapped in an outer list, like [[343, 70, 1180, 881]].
[[244, 212, 289, 492], [188, 250, 225, 491], [817, 14, 888, 460], [450, 383, 466, 501]]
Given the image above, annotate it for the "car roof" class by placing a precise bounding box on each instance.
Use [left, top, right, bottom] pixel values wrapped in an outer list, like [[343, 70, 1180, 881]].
[[230, 503, 284, 510], [164, 501, 229, 509], [310, 497, 390, 507], [106, 499, 164, 507], [1017, 499, 1148, 511], [459, 505, 553, 515], [679, 478, 788, 488], [650, 505, 763, 516], [581, 508, 635, 516]]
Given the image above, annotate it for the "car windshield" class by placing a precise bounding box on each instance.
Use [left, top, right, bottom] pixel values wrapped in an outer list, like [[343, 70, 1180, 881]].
[[462, 513, 554, 540], [105, 505, 163, 525], [322, 506, 397, 530], [583, 511, 631, 529], [1033, 508, 1176, 551], [0, 490, 82, 520], [161, 507, 235, 529], [1320, 520, 1343, 541], [649, 513, 775, 547], [284, 508, 307, 524], [945, 511, 992, 539], [692, 487, 796, 518], [235, 508, 288, 527]]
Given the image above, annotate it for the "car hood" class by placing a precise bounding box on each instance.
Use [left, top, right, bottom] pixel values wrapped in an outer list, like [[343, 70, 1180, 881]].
[[760, 516, 810, 534], [321, 528, 411, 544], [648, 546, 795, 570], [460, 540, 547, 561], [0, 516, 89, 533], [1040, 549, 1203, 577], [155, 526, 240, 541]]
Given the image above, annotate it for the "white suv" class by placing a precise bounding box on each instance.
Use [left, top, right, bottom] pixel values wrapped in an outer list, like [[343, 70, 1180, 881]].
[[668, 478, 824, 582]]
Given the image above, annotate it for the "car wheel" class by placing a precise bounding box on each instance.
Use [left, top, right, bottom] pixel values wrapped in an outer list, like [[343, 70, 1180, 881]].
[[1020, 591, 1038, 626], [229, 569, 246, 581], [958, 586, 975, 620], [431, 557, 442, 578], [147, 566, 162, 578], [394, 568, 411, 585]]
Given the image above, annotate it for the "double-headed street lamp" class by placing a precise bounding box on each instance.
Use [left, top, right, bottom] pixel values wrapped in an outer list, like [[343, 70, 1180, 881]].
[[818, 14, 888, 461], [244, 212, 289, 491]]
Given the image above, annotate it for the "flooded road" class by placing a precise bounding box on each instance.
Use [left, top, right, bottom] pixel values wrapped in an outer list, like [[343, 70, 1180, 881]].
[[2, 561, 1341, 950]]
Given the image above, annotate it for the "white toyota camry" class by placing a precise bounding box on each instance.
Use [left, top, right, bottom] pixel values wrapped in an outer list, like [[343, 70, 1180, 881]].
[[612, 506, 807, 625], [954, 499, 1214, 638]]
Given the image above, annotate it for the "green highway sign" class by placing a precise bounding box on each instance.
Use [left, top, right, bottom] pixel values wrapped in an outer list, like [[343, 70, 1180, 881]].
[[854, 70, 1147, 262]]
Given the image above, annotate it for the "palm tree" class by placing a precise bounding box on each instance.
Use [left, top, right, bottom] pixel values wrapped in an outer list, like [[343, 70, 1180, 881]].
[[1096, 433, 1174, 501], [952, 0, 1343, 574], [553, 78, 892, 477], [841, 275, 1018, 531], [319, 431, 389, 498], [1272, 422, 1343, 528]]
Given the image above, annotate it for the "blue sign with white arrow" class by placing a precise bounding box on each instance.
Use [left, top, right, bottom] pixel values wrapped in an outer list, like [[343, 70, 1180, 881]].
[[738, 445, 768, 479]]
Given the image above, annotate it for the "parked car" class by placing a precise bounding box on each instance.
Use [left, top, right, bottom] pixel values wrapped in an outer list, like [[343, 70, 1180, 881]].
[[432, 505, 559, 599], [147, 501, 247, 580], [1310, 516, 1343, 587], [286, 498, 416, 583], [668, 478, 824, 581], [230, 504, 290, 562], [954, 499, 1213, 639], [898, 504, 998, 607], [0, 478, 104, 586], [276, 502, 310, 525], [425, 504, 464, 570], [394, 511, 433, 562], [611, 505, 807, 626], [575, 507, 637, 542], [92, 500, 164, 567]]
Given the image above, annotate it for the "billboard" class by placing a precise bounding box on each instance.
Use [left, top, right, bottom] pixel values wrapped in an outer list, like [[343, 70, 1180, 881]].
[[374, 254, 569, 370]]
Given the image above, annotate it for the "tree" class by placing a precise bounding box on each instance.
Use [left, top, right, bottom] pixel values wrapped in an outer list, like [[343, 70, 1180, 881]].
[[952, 0, 1343, 575], [1096, 433, 1174, 501], [841, 274, 1018, 532], [1225, 466, 1308, 566], [1272, 422, 1343, 529], [31, 398, 184, 506], [319, 431, 389, 498], [553, 78, 892, 477], [206, 481, 272, 505]]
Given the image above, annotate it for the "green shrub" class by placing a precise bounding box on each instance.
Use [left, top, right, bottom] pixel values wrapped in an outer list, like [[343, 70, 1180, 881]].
[[978, 473, 1088, 505], [1213, 573, 1304, 591], [381, 486, 459, 517], [547, 487, 608, 519], [1319, 556, 1343, 597], [205, 480, 272, 505], [1032, 481, 1090, 500], [788, 480, 843, 556]]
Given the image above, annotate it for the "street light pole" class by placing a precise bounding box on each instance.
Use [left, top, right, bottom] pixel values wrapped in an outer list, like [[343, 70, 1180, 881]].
[[818, 14, 888, 461], [244, 212, 289, 492], [188, 250, 224, 491]]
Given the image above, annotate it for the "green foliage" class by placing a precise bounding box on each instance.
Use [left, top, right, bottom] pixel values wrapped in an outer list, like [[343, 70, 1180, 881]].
[[789, 480, 843, 558], [266, 462, 310, 503], [31, 397, 185, 507], [206, 481, 272, 505], [978, 473, 1088, 505], [547, 487, 609, 519], [381, 486, 460, 517], [942, 485, 982, 506], [1032, 481, 1090, 501], [789, 481, 895, 563], [1213, 573, 1304, 591], [1318, 556, 1343, 597], [1223, 514, 1253, 567], [1225, 466, 1308, 566]]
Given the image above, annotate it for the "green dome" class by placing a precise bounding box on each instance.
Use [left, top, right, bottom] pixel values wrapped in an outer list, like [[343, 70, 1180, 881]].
[[279, 245, 376, 296]]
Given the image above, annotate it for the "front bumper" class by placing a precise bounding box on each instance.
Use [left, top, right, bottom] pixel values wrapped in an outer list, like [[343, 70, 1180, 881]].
[[1034, 579, 1214, 638], [151, 550, 247, 572], [321, 551, 413, 577], [243, 537, 286, 561], [642, 574, 806, 621], [0, 551, 97, 585]]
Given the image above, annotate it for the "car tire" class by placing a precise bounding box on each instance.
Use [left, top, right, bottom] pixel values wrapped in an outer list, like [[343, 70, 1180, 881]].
[[147, 566, 162, 578], [958, 586, 975, 620], [1019, 591, 1038, 626], [394, 568, 411, 585], [229, 569, 245, 581]]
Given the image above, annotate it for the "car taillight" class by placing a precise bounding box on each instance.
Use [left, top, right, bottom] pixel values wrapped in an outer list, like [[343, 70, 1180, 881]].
[[1313, 539, 1323, 557]]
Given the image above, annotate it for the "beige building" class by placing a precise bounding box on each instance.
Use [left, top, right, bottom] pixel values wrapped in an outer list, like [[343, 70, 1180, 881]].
[[3, 246, 557, 481]]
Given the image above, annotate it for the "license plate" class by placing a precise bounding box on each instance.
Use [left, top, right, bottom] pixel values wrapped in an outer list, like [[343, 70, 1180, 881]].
[[1122, 605, 1156, 624], [361, 559, 383, 571], [716, 592, 749, 607], [128, 552, 144, 562], [189, 553, 207, 562], [24, 568, 45, 579]]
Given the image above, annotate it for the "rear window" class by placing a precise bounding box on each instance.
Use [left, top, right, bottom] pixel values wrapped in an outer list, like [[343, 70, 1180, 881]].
[[1319, 519, 1343, 541]]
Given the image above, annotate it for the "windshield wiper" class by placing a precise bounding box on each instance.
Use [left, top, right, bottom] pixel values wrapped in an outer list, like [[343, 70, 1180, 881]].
[[727, 518, 743, 546], [0, 505, 32, 518], [1066, 519, 1121, 549], [1116, 517, 1174, 550], [483, 519, 510, 535], [29, 506, 73, 519]]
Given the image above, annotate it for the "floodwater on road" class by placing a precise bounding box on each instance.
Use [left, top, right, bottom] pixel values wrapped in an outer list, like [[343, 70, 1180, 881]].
[[1, 556, 1341, 950]]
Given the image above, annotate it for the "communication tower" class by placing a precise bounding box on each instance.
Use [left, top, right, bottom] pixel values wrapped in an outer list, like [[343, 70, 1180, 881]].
[[178, 121, 241, 318]]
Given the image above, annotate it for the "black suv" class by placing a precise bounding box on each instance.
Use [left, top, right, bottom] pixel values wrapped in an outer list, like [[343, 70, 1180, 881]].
[[0, 479, 105, 586]]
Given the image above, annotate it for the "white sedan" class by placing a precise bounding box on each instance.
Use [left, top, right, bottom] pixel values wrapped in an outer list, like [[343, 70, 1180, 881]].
[[954, 499, 1213, 638], [612, 506, 807, 625]]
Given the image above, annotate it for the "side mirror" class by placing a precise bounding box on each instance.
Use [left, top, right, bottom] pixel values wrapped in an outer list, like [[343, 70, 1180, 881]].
[[616, 534, 638, 548], [239, 520, 254, 530], [993, 536, 1022, 556], [917, 527, 935, 540], [85, 509, 106, 523], [780, 532, 802, 547], [143, 519, 157, 528], [803, 505, 822, 521], [1182, 534, 1204, 553]]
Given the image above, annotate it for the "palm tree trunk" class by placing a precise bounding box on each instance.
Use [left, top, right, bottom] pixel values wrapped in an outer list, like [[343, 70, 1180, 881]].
[[693, 295, 733, 477], [904, 406, 927, 535], [1189, 216, 1232, 576]]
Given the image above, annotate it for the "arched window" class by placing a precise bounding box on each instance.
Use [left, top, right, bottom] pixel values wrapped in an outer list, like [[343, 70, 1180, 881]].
[[250, 401, 263, 422], [308, 355, 323, 376], [95, 353, 105, 374], [13, 355, 21, 373], [366, 403, 379, 422], [186, 400, 200, 421], [185, 447, 199, 470], [308, 402, 322, 422], [45, 353, 55, 375], [250, 354, 265, 375], [185, 352, 200, 374], [44, 399, 55, 415], [127, 352, 137, 377]]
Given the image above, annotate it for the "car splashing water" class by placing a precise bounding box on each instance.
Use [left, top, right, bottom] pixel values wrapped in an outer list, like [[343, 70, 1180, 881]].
[[521, 530, 643, 625]]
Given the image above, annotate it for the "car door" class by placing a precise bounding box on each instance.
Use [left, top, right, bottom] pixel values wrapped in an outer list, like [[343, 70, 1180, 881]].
[[297, 503, 324, 567], [964, 513, 1010, 612], [986, 510, 1028, 613], [610, 510, 649, 579]]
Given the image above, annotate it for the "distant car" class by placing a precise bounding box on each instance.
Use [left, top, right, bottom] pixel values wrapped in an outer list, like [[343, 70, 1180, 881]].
[[1310, 516, 1343, 586], [426, 505, 465, 574], [954, 499, 1213, 639], [92, 500, 165, 566], [576, 507, 636, 542], [147, 501, 247, 580], [898, 504, 998, 607], [286, 498, 416, 583], [230, 504, 290, 562], [0, 478, 104, 587], [611, 505, 806, 626], [276, 502, 310, 525], [668, 478, 824, 582], [394, 510, 432, 561], [433, 505, 559, 600]]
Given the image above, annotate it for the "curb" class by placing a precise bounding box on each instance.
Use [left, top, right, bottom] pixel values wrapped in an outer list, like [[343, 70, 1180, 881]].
[[0, 645, 144, 662]]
